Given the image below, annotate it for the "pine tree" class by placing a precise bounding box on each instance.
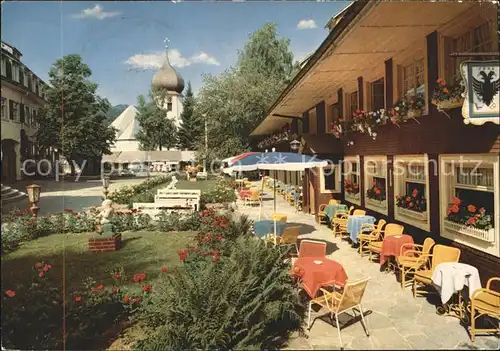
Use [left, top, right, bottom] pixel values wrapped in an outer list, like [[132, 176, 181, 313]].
[[177, 82, 202, 150]]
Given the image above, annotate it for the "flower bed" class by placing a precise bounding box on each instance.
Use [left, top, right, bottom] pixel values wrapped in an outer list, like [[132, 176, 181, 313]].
[[2, 208, 303, 350]]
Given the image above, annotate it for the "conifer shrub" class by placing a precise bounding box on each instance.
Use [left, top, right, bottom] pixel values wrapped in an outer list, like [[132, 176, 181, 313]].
[[134, 236, 304, 350]]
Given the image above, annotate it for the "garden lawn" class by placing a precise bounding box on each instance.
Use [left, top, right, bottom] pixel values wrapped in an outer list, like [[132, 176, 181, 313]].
[[176, 179, 217, 192], [1, 231, 195, 293]]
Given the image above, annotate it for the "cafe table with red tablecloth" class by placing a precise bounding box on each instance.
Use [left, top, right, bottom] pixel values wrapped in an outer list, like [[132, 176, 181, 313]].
[[380, 234, 414, 265], [238, 189, 253, 199], [292, 257, 348, 298]]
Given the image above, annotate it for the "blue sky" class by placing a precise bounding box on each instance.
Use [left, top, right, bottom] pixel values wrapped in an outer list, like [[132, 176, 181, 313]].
[[2, 1, 350, 106]]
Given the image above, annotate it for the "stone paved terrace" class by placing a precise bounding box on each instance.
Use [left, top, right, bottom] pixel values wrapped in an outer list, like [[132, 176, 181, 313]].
[[235, 185, 499, 350]]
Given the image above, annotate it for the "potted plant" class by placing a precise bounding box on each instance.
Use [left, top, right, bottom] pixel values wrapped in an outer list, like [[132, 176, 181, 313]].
[[444, 197, 494, 242], [432, 77, 465, 110], [396, 188, 427, 221]]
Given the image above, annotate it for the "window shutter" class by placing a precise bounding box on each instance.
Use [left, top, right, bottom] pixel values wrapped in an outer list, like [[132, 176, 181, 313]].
[[397, 64, 403, 99], [9, 100, 14, 120], [6, 60, 12, 80], [20, 104, 25, 124]]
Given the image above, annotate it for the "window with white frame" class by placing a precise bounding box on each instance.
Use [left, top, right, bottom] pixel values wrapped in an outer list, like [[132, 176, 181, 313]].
[[23, 69, 29, 87], [394, 155, 430, 231], [24, 106, 31, 126], [364, 156, 388, 214], [320, 163, 341, 193], [1, 97, 6, 120], [439, 155, 499, 257], [371, 78, 385, 111], [10, 101, 19, 121], [402, 58, 425, 98], [0, 58, 6, 76], [346, 91, 358, 120], [344, 156, 361, 205], [12, 62, 19, 82]]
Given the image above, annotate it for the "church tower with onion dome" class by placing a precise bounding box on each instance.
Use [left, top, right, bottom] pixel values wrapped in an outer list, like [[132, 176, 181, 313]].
[[151, 38, 184, 130]]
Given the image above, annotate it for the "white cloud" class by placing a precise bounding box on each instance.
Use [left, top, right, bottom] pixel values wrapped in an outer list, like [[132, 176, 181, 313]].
[[297, 19, 318, 29], [124, 50, 220, 70], [73, 4, 121, 20]]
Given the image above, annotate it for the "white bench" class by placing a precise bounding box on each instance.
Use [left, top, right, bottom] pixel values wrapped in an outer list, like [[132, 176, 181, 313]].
[[155, 189, 201, 211]]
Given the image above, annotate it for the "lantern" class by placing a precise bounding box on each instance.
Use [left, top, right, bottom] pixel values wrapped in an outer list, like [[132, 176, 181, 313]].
[[25, 184, 41, 217], [102, 176, 110, 199], [290, 139, 301, 152]]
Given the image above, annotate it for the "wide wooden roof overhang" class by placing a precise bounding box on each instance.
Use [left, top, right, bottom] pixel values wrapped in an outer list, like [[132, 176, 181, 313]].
[[251, 0, 476, 136]]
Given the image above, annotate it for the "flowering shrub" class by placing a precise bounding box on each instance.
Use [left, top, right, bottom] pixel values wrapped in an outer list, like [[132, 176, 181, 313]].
[[396, 188, 427, 212], [446, 197, 493, 230], [200, 177, 237, 207], [432, 77, 465, 104], [108, 175, 172, 204], [135, 236, 304, 350], [344, 179, 359, 195], [366, 181, 386, 201]]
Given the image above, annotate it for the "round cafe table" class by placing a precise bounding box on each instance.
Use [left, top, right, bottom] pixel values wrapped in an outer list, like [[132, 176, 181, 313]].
[[253, 220, 286, 238], [379, 234, 414, 265], [324, 203, 349, 222], [292, 257, 348, 298], [347, 215, 376, 244], [239, 189, 252, 199]]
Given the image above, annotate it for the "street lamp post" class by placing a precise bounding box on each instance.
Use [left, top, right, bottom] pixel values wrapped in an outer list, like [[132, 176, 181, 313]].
[[203, 113, 208, 173]]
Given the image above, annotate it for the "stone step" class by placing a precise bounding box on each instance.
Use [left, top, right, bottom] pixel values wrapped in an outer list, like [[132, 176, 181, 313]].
[[1, 183, 27, 204]]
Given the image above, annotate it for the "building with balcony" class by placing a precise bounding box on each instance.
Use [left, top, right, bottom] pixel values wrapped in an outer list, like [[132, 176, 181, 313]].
[[1, 41, 48, 183], [252, 1, 499, 282]]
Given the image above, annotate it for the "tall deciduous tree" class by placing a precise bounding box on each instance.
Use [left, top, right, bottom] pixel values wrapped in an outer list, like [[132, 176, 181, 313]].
[[36, 54, 116, 175], [135, 91, 178, 151], [177, 82, 202, 150], [196, 23, 299, 159]]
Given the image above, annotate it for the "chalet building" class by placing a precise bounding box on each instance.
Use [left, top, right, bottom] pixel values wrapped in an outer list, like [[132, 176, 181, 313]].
[[1, 41, 53, 182], [251, 1, 499, 282]]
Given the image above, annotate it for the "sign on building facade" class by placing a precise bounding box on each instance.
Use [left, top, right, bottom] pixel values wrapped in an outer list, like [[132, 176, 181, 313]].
[[461, 60, 500, 125]]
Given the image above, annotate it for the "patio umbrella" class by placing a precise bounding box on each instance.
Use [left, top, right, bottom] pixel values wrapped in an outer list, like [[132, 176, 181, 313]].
[[225, 152, 328, 238]]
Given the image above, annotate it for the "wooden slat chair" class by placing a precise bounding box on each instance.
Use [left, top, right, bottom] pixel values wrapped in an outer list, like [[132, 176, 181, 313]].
[[332, 206, 354, 238], [367, 223, 404, 262], [272, 225, 302, 255], [358, 219, 386, 257], [318, 204, 330, 225], [307, 278, 371, 350], [397, 237, 435, 290], [298, 240, 327, 258], [469, 277, 500, 341], [412, 244, 461, 298], [244, 188, 261, 207]]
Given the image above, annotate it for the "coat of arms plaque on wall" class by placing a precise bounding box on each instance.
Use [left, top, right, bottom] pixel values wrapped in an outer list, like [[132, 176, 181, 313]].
[[460, 60, 500, 125]]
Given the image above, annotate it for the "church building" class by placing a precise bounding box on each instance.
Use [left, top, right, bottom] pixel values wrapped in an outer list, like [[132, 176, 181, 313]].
[[103, 46, 194, 171]]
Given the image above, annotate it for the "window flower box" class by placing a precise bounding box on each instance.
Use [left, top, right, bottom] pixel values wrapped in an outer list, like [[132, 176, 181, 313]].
[[366, 197, 387, 210], [397, 207, 427, 221], [346, 192, 360, 200], [431, 98, 464, 110], [443, 219, 495, 243], [407, 108, 422, 118]]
